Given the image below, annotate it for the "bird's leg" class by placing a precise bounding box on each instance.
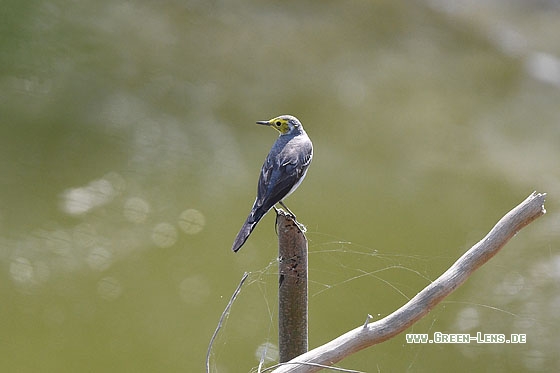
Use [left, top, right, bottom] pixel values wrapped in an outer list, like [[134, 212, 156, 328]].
[[278, 201, 307, 233], [278, 201, 296, 218]]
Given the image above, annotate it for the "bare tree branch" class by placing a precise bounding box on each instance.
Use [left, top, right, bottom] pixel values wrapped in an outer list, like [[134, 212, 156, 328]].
[[271, 192, 546, 373]]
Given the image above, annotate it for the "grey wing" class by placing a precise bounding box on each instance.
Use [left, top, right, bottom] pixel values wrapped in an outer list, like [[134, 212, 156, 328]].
[[254, 144, 312, 213]]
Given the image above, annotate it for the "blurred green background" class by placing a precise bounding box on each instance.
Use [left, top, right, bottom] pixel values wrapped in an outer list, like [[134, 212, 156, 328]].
[[1, 0, 559, 372]]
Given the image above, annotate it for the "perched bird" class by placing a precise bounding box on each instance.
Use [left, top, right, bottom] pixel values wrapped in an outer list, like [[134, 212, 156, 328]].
[[231, 115, 313, 252]]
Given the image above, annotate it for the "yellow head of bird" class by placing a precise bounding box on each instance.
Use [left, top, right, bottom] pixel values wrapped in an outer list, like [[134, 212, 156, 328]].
[[256, 115, 301, 135]]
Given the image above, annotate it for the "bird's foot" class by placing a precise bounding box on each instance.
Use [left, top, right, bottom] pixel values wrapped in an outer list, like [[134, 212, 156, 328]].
[[275, 204, 307, 233], [278, 201, 296, 219]]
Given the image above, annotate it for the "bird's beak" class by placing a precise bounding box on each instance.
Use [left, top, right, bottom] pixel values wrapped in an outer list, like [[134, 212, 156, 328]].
[[256, 120, 271, 126]]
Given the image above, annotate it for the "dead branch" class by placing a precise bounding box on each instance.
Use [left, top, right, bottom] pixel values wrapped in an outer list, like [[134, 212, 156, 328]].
[[270, 192, 546, 373]]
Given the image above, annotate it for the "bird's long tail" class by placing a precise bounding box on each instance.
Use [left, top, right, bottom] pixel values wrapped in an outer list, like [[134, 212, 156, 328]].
[[231, 211, 266, 252]]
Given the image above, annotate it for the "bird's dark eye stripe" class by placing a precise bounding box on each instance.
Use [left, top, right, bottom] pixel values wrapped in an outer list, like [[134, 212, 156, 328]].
[[276, 121, 281, 126]]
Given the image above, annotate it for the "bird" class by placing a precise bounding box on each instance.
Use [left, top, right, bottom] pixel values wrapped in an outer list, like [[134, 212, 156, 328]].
[[231, 115, 313, 252]]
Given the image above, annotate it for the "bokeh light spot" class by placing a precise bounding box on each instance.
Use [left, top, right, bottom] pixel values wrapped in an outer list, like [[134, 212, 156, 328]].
[[123, 197, 151, 223], [151, 222, 178, 248], [178, 209, 205, 235], [97, 276, 123, 301], [61, 178, 116, 216], [454, 307, 480, 332], [522, 350, 545, 371], [86, 246, 113, 272], [526, 52, 560, 86], [45, 229, 73, 256], [500, 272, 525, 296], [179, 275, 210, 306], [72, 223, 98, 248], [10, 257, 34, 285]]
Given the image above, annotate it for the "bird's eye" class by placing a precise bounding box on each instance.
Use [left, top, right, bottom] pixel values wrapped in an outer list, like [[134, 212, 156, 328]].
[[275, 121, 281, 126]]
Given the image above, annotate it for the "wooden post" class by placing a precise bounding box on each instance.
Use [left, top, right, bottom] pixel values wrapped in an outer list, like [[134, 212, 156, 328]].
[[276, 209, 308, 362]]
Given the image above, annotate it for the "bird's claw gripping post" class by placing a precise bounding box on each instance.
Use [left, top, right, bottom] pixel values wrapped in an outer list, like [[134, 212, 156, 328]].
[[275, 206, 307, 233]]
